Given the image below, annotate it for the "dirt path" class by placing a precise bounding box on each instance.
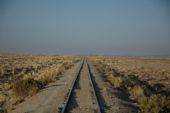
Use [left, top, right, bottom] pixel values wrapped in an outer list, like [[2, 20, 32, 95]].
[[9, 61, 83, 113], [88, 61, 138, 113], [65, 61, 96, 113]]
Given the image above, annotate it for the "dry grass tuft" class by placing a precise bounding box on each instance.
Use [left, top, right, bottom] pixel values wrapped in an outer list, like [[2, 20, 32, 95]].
[[0, 94, 6, 106], [12, 78, 39, 97], [128, 86, 144, 101], [109, 74, 123, 88], [138, 94, 170, 113]]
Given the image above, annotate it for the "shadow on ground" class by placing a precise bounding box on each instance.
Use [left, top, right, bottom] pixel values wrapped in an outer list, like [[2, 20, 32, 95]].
[[66, 73, 81, 113]]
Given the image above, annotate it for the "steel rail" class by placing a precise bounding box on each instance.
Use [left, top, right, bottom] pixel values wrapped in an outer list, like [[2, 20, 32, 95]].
[[87, 60, 102, 113], [60, 59, 102, 113], [60, 59, 84, 113]]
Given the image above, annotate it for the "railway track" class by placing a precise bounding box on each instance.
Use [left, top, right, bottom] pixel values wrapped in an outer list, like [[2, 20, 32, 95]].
[[60, 59, 102, 113]]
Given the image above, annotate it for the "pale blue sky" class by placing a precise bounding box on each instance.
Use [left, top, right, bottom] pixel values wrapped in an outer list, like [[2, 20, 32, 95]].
[[0, 0, 170, 55]]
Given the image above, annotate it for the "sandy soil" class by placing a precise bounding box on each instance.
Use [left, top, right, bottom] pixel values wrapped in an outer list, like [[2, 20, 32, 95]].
[[8, 61, 83, 113]]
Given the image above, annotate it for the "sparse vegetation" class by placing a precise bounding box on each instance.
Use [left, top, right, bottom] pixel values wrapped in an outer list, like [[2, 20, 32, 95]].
[[12, 78, 39, 97], [138, 94, 170, 113], [90, 56, 170, 113], [128, 85, 145, 101], [0, 94, 6, 107], [0, 53, 81, 112], [2, 54, 170, 112]]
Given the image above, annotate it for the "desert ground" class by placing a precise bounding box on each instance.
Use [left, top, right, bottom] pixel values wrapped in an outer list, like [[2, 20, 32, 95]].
[[0, 53, 170, 113]]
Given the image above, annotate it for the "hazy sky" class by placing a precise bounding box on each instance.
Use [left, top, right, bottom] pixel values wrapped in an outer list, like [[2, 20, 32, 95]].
[[0, 0, 170, 55]]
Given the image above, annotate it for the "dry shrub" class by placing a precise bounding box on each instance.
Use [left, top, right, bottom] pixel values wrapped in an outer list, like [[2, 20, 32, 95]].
[[0, 94, 6, 106], [62, 62, 70, 70], [109, 74, 123, 88], [121, 75, 143, 88], [3, 82, 12, 90], [129, 85, 145, 101], [0, 67, 4, 75], [22, 74, 33, 80], [104, 66, 112, 75], [34, 72, 55, 88], [138, 94, 170, 113], [37, 75, 53, 87], [94, 62, 105, 72], [12, 78, 39, 97], [0, 94, 7, 113], [57, 64, 66, 75]]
